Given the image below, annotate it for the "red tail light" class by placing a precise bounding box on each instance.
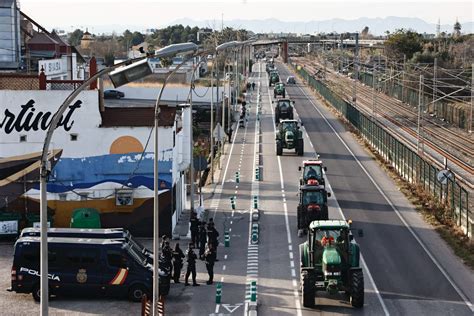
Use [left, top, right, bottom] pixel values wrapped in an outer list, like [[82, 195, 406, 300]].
[[308, 204, 321, 212], [307, 179, 319, 185]]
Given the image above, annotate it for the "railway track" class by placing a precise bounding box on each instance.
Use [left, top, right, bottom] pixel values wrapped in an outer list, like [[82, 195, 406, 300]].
[[294, 57, 474, 188]]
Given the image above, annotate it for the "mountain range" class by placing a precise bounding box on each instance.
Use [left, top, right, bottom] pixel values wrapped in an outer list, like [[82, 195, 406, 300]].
[[168, 16, 473, 36], [69, 17, 473, 36]]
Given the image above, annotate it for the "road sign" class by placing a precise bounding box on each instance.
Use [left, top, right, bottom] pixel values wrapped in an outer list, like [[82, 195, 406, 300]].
[[213, 123, 225, 141], [436, 169, 453, 185], [221, 303, 242, 313]]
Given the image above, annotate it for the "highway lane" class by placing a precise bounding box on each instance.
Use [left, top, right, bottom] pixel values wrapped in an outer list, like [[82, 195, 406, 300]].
[[256, 61, 385, 315], [275, 61, 473, 315]]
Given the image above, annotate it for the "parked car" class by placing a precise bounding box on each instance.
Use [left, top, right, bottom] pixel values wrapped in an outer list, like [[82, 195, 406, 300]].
[[104, 90, 125, 99], [286, 76, 296, 84]]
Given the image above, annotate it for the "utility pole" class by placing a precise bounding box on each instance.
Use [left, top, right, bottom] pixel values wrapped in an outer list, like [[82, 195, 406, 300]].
[[401, 54, 406, 103], [210, 61, 214, 184], [470, 63, 473, 133], [352, 33, 359, 105], [190, 61, 195, 212], [433, 57, 437, 117], [417, 75, 424, 154], [372, 59, 377, 120]]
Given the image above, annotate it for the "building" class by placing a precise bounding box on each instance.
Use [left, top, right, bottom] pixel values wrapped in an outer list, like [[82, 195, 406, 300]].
[[80, 29, 93, 50], [0, 89, 192, 237]]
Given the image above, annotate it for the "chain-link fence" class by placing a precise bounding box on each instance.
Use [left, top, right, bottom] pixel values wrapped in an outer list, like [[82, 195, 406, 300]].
[[294, 63, 472, 238], [0, 73, 40, 90]]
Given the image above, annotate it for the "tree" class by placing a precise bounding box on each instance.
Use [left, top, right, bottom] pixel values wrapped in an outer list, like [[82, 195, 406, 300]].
[[384, 29, 422, 60], [453, 20, 461, 38], [104, 52, 115, 67], [69, 29, 84, 47], [361, 26, 369, 39]]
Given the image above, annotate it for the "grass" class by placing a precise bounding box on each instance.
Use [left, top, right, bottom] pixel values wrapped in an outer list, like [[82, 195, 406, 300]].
[[293, 67, 474, 270]]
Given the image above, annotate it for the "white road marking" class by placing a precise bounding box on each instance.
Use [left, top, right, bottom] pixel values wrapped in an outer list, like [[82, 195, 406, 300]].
[[223, 265, 226, 271]]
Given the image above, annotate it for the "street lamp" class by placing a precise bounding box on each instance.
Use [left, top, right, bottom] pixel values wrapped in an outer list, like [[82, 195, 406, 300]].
[[38, 42, 198, 316]]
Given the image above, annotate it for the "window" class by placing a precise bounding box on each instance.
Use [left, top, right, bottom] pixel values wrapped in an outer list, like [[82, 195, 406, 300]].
[[59, 193, 67, 201], [70, 133, 78, 141], [19, 135, 27, 142], [79, 193, 89, 201], [107, 250, 127, 268]]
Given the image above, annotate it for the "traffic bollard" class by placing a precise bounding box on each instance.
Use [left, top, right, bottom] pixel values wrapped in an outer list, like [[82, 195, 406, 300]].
[[216, 283, 222, 304], [224, 231, 230, 247], [255, 167, 259, 181], [230, 196, 236, 210], [253, 196, 258, 209], [251, 223, 259, 244], [235, 171, 240, 183], [250, 281, 257, 302]]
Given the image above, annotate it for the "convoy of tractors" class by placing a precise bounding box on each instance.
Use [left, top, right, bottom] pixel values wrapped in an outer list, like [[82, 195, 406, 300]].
[[266, 59, 365, 309]]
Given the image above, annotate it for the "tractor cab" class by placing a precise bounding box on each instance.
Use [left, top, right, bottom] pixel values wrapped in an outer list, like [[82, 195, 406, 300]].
[[274, 99, 294, 122], [274, 82, 286, 98], [299, 160, 327, 187]]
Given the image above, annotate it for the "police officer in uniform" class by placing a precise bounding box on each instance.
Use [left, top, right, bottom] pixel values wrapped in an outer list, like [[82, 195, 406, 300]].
[[185, 243, 200, 286], [172, 243, 185, 283], [204, 244, 217, 284], [207, 221, 220, 261], [190, 211, 199, 247], [198, 221, 207, 259]]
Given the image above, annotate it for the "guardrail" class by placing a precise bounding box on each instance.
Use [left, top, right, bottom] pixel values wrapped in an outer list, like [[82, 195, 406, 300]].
[[292, 63, 472, 238]]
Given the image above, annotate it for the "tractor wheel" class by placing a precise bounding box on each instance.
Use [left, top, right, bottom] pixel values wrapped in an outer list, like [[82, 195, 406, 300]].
[[289, 111, 294, 120], [276, 141, 283, 156], [350, 270, 364, 308], [297, 205, 303, 229], [297, 139, 304, 156], [275, 109, 280, 123], [283, 91, 286, 98], [274, 93, 276, 98], [301, 270, 315, 308]]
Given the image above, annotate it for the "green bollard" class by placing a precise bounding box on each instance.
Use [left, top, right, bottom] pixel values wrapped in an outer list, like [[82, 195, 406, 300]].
[[224, 232, 230, 247], [253, 196, 258, 209], [255, 167, 259, 181], [230, 196, 236, 210], [216, 282, 222, 303], [235, 171, 240, 183], [250, 281, 257, 302]]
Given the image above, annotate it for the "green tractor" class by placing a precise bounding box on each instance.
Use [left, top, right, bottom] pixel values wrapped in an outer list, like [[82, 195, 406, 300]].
[[269, 70, 280, 86], [276, 120, 304, 156], [276, 119, 304, 156], [299, 220, 364, 309], [297, 184, 330, 237], [274, 99, 294, 122], [273, 82, 286, 98]]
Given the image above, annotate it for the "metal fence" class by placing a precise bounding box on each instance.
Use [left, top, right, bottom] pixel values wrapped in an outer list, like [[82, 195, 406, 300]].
[[293, 63, 472, 237]]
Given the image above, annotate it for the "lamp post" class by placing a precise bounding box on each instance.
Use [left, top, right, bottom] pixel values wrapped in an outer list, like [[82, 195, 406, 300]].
[[38, 42, 198, 316]]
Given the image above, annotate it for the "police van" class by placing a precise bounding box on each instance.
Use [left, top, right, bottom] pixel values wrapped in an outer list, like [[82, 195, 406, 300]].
[[8, 237, 169, 302], [19, 227, 153, 264]]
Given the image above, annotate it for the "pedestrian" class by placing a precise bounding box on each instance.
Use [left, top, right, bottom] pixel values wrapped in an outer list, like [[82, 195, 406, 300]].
[[198, 221, 207, 259], [204, 244, 217, 285], [252, 82, 256, 90], [227, 127, 233, 143], [172, 243, 185, 283], [184, 243, 200, 286], [207, 221, 220, 261], [160, 234, 169, 249], [190, 211, 199, 247], [246, 82, 251, 90]]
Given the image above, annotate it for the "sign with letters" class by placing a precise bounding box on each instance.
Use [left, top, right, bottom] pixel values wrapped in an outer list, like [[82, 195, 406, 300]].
[[39, 59, 66, 76]]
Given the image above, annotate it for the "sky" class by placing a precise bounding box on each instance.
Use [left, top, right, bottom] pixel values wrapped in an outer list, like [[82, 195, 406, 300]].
[[19, 0, 473, 33]]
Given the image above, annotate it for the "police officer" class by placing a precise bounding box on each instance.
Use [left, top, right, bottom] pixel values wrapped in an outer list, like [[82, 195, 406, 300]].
[[207, 221, 220, 261], [204, 244, 217, 285], [190, 211, 199, 247], [172, 243, 185, 283], [162, 241, 173, 277], [198, 221, 207, 259], [185, 243, 200, 286]]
